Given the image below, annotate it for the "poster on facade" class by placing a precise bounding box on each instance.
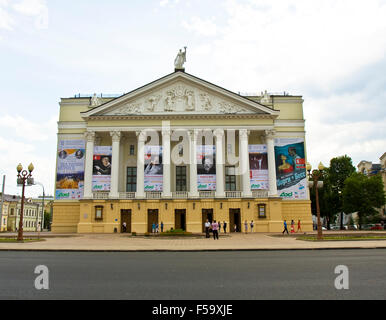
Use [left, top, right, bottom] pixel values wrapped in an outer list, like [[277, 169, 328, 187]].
[[144, 145, 163, 191], [55, 139, 85, 200], [197, 145, 216, 190], [274, 138, 307, 200], [92, 146, 112, 191], [248, 144, 269, 190]]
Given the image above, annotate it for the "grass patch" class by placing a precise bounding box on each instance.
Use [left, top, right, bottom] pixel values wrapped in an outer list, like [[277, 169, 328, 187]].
[[0, 238, 45, 243], [297, 235, 386, 241]]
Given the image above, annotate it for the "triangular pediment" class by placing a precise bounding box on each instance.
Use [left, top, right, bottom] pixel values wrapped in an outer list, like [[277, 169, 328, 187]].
[[81, 72, 278, 118]]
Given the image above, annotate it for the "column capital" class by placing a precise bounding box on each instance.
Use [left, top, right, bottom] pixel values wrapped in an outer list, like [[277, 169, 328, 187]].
[[188, 129, 200, 141], [110, 130, 121, 142], [213, 128, 224, 138], [84, 131, 95, 142], [136, 130, 147, 142], [162, 129, 171, 137], [264, 129, 276, 140], [239, 129, 250, 140]]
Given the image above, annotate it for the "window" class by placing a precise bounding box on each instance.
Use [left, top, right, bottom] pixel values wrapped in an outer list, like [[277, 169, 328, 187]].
[[176, 166, 187, 191], [126, 167, 137, 192], [225, 166, 236, 191], [130, 145, 135, 155], [95, 206, 103, 220], [258, 204, 266, 218]]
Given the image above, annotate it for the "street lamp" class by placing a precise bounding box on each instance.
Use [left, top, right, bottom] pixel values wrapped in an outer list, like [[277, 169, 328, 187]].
[[16, 163, 34, 242], [307, 161, 325, 241], [34, 181, 45, 232]]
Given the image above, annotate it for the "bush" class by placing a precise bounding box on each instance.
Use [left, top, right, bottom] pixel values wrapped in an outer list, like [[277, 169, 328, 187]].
[[131, 232, 137, 236]]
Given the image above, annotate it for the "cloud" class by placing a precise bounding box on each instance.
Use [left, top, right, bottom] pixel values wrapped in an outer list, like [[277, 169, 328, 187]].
[[0, 3, 14, 30], [182, 16, 218, 36]]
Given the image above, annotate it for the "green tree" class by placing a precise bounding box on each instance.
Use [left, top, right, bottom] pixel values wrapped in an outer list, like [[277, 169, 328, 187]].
[[328, 155, 356, 229], [342, 173, 386, 229]]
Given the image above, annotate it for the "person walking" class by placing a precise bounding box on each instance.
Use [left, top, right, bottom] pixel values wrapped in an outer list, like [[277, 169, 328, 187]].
[[161, 221, 164, 233], [290, 219, 295, 233], [205, 219, 211, 238], [156, 223, 159, 233], [152, 222, 155, 233], [218, 221, 221, 233], [223, 221, 227, 234], [297, 219, 302, 233], [211, 220, 219, 240], [250, 220, 254, 233], [244, 220, 248, 234], [234, 224, 237, 233], [122, 221, 127, 233], [282, 220, 289, 234]]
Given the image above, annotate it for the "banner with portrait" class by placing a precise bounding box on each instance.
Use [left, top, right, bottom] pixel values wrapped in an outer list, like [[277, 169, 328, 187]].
[[144, 145, 163, 191], [197, 145, 216, 190], [274, 138, 307, 200], [92, 146, 112, 191], [55, 139, 85, 200], [248, 144, 268, 190]]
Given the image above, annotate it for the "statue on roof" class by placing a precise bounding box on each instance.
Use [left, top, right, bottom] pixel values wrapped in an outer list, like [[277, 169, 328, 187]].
[[174, 47, 187, 70], [91, 93, 102, 107]]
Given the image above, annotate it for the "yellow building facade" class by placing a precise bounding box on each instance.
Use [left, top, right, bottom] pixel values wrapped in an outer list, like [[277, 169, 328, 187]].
[[53, 70, 312, 234]]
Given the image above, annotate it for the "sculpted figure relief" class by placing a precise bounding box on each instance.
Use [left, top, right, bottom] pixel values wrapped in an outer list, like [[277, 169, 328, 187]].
[[147, 95, 161, 111], [200, 93, 213, 111], [112, 103, 142, 115], [164, 91, 175, 112], [185, 90, 195, 111]]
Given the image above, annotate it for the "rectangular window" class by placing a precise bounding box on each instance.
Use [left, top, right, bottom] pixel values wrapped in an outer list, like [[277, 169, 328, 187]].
[[126, 167, 137, 192], [176, 166, 187, 191], [130, 145, 135, 155], [258, 204, 266, 218], [225, 166, 236, 191], [95, 206, 103, 220]]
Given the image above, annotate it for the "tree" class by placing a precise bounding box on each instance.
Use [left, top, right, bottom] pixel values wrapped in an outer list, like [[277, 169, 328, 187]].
[[342, 173, 386, 229], [328, 155, 356, 229]]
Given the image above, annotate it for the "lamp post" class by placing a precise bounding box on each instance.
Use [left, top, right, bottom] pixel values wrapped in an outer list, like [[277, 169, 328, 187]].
[[34, 181, 45, 231], [16, 163, 34, 242], [306, 161, 324, 241]]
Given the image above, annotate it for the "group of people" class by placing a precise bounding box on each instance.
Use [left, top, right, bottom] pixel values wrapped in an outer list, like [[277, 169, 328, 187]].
[[282, 219, 302, 234], [204, 220, 259, 239], [151, 222, 164, 233]]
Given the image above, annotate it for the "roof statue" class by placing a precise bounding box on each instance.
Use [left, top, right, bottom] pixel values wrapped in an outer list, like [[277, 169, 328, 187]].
[[174, 47, 187, 70]]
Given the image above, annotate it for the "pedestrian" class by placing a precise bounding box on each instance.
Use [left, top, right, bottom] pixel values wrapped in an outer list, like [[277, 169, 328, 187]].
[[218, 221, 221, 233], [250, 220, 254, 233], [297, 219, 302, 233], [205, 219, 211, 238], [156, 223, 159, 233], [234, 224, 237, 233], [223, 221, 227, 234], [161, 221, 164, 233], [211, 220, 219, 240], [122, 221, 127, 233], [152, 222, 155, 233], [290, 219, 295, 233], [244, 220, 248, 234], [282, 220, 289, 234]]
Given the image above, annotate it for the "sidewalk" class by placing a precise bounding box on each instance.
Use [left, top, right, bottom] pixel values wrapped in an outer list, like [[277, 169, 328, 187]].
[[1, 231, 386, 251]]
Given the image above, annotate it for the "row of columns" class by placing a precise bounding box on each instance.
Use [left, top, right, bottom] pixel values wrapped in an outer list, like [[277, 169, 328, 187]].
[[83, 129, 278, 199]]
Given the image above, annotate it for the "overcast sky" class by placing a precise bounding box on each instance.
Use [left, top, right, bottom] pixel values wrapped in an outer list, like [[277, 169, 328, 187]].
[[0, 0, 385, 197]]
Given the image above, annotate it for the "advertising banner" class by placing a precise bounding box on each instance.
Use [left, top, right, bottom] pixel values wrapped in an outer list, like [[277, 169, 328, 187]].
[[92, 146, 112, 191], [197, 145, 216, 190], [274, 138, 307, 200], [144, 145, 163, 191], [55, 139, 85, 200], [248, 144, 268, 190]]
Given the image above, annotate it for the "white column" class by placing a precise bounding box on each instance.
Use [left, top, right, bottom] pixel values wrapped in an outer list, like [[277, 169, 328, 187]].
[[162, 129, 171, 198], [188, 129, 199, 197], [239, 129, 252, 197], [83, 131, 95, 199], [136, 131, 146, 198], [214, 129, 225, 198], [109, 131, 121, 199], [265, 129, 278, 197]]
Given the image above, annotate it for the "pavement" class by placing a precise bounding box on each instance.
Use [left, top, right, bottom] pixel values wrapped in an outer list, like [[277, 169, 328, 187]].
[[1, 231, 386, 251]]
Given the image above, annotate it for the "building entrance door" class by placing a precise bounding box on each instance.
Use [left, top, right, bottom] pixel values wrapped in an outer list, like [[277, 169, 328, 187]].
[[147, 209, 159, 233], [175, 209, 186, 231], [229, 208, 241, 232], [202, 209, 213, 232], [121, 209, 131, 233]]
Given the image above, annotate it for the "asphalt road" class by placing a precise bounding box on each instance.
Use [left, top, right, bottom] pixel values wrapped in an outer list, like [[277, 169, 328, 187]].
[[0, 249, 385, 300]]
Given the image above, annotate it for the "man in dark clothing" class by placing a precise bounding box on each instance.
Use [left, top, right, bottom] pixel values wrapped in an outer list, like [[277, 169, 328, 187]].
[[282, 220, 289, 234], [223, 221, 227, 234]]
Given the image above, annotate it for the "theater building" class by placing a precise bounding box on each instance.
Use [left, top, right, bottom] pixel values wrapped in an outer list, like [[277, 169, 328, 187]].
[[53, 66, 312, 233]]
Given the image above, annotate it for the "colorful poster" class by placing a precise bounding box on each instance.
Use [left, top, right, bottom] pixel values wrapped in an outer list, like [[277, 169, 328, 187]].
[[197, 145, 216, 190], [144, 145, 163, 191], [55, 139, 85, 200], [274, 138, 307, 200], [92, 146, 112, 191], [248, 144, 268, 190]]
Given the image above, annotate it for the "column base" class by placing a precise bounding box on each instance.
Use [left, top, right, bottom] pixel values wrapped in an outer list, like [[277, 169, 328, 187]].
[[135, 192, 145, 199], [109, 193, 119, 199], [215, 192, 225, 198], [189, 192, 199, 198], [242, 192, 253, 198], [162, 192, 172, 198]]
